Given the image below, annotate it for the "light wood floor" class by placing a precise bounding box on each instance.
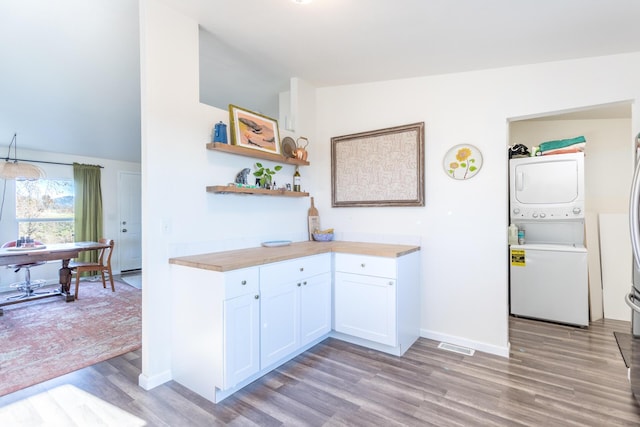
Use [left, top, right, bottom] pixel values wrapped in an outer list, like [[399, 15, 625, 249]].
[[1, 317, 640, 426]]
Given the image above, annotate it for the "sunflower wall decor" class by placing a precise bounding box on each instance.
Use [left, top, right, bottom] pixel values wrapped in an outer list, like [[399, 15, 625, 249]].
[[443, 144, 483, 180]]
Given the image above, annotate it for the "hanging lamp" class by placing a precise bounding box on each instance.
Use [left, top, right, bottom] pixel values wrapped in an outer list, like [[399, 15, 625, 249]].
[[0, 133, 45, 180]]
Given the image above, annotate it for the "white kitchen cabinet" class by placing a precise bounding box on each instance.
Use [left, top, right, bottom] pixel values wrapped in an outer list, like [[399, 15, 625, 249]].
[[223, 292, 260, 389], [335, 272, 397, 346], [260, 254, 331, 368], [169, 242, 420, 404], [333, 251, 420, 356], [171, 265, 260, 403], [260, 278, 300, 367], [300, 272, 332, 346]]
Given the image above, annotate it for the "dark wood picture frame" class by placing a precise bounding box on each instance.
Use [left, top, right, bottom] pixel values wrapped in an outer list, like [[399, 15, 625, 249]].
[[331, 122, 425, 207]]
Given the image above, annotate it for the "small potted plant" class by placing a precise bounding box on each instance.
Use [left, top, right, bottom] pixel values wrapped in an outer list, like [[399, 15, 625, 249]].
[[253, 162, 282, 189]]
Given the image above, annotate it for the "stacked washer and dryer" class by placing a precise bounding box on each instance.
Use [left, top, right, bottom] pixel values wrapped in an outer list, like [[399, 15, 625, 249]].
[[509, 152, 589, 327]]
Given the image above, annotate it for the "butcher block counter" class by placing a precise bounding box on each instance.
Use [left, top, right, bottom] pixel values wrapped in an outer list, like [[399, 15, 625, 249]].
[[168, 240, 420, 272]]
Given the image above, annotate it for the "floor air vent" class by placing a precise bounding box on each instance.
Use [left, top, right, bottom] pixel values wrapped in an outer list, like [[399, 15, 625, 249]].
[[437, 342, 475, 356]]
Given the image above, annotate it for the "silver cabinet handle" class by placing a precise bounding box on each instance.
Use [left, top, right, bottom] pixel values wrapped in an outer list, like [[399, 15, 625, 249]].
[[389, 281, 393, 286], [297, 282, 301, 287], [241, 280, 247, 285], [299, 267, 304, 272], [303, 281, 307, 286], [361, 263, 366, 268], [254, 294, 259, 299]]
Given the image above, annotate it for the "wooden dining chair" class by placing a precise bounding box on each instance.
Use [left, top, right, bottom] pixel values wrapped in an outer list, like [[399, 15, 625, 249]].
[[69, 238, 115, 299]]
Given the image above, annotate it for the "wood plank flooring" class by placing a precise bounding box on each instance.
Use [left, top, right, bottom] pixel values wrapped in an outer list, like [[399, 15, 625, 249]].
[[1, 317, 640, 426]]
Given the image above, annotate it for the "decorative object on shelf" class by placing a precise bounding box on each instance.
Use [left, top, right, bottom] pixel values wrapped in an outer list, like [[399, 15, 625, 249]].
[[234, 168, 251, 185], [281, 136, 297, 158], [253, 162, 282, 188], [293, 166, 301, 192], [331, 122, 425, 207], [0, 133, 45, 180], [308, 197, 320, 241], [229, 104, 280, 155], [312, 228, 334, 242], [213, 121, 227, 143], [293, 137, 309, 161], [443, 144, 483, 180]]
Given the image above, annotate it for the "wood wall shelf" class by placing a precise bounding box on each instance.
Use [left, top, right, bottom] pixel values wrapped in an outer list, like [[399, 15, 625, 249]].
[[207, 185, 309, 197], [206, 142, 309, 166]]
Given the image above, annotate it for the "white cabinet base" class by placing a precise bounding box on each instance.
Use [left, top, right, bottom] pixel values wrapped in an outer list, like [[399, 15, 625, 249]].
[[212, 334, 329, 403], [330, 331, 417, 357]]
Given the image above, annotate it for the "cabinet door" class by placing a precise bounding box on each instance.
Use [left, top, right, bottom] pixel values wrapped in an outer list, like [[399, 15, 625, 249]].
[[260, 280, 300, 368], [300, 272, 331, 346], [223, 292, 260, 389], [334, 272, 397, 346]]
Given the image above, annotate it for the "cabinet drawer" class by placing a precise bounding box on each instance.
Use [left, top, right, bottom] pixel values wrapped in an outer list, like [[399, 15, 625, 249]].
[[334, 253, 396, 278], [260, 253, 330, 284], [224, 267, 259, 299]]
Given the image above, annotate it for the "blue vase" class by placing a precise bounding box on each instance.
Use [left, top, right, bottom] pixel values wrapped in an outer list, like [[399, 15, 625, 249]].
[[213, 121, 227, 143]]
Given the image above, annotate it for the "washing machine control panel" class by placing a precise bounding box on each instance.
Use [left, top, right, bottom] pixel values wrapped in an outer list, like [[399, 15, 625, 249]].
[[511, 205, 584, 220]]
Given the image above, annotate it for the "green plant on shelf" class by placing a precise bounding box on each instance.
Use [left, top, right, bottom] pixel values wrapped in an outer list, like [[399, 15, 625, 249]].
[[253, 162, 282, 188]]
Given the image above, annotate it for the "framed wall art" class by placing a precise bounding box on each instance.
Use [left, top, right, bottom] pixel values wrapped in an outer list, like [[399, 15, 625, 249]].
[[443, 144, 483, 180], [228, 104, 281, 154], [331, 122, 425, 207]]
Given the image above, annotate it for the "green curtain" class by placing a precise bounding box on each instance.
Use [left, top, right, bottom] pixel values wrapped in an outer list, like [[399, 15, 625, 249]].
[[73, 163, 103, 263]]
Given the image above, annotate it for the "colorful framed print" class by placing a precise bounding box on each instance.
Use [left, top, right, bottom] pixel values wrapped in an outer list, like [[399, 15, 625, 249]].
[[228, 104, 281, 155]]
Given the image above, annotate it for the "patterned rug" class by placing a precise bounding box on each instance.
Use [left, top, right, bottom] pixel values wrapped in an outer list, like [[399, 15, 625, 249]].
[[0, 279, 141, 396]]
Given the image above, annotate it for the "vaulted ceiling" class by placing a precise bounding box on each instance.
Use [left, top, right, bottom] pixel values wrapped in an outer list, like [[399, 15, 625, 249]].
[[1, 0, 639, 163]]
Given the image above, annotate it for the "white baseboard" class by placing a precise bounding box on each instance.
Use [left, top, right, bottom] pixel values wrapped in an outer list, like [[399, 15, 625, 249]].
[[420, 328, 510, 358], [138, 370, 172, 391]]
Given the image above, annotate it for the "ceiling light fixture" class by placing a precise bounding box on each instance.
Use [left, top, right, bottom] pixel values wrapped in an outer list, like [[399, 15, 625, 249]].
[[292, 0, 312, 4], [0, 133, 45, 180]]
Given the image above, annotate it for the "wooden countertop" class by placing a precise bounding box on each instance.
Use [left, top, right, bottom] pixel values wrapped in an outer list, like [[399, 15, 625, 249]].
[[169, 241, 420, 272]]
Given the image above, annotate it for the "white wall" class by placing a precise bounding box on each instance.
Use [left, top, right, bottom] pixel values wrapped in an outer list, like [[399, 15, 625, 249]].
[[138, 0, 640, 388], [138, 0, 314, 389], [314, 56, 640, 354], [0, 147, 140, 291]]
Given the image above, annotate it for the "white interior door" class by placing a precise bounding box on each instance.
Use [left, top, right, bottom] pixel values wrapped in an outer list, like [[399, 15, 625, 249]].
[[118, 171, 142, 271]]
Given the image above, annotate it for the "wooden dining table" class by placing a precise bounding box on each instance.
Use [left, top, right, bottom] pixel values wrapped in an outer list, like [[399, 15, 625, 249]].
[[0, 241, 109, 316]]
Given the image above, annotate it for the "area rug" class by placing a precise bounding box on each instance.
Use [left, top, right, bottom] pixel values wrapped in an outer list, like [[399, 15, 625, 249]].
[[0, 280, 141, 397]]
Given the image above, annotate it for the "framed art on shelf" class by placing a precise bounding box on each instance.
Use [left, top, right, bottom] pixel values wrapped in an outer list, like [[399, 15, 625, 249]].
[[331, 122, 425, 207], [228, 104, 281, 155]]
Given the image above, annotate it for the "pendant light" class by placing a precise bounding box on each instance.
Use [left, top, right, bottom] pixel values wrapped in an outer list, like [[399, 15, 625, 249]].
[[0, 133, 45, 180]]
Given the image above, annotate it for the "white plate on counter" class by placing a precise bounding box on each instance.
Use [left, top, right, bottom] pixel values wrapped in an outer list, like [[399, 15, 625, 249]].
[[261, 240, 292, 247]]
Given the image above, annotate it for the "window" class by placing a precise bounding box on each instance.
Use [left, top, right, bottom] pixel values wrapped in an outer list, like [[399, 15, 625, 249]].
[[15, 179, 74, 244]]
